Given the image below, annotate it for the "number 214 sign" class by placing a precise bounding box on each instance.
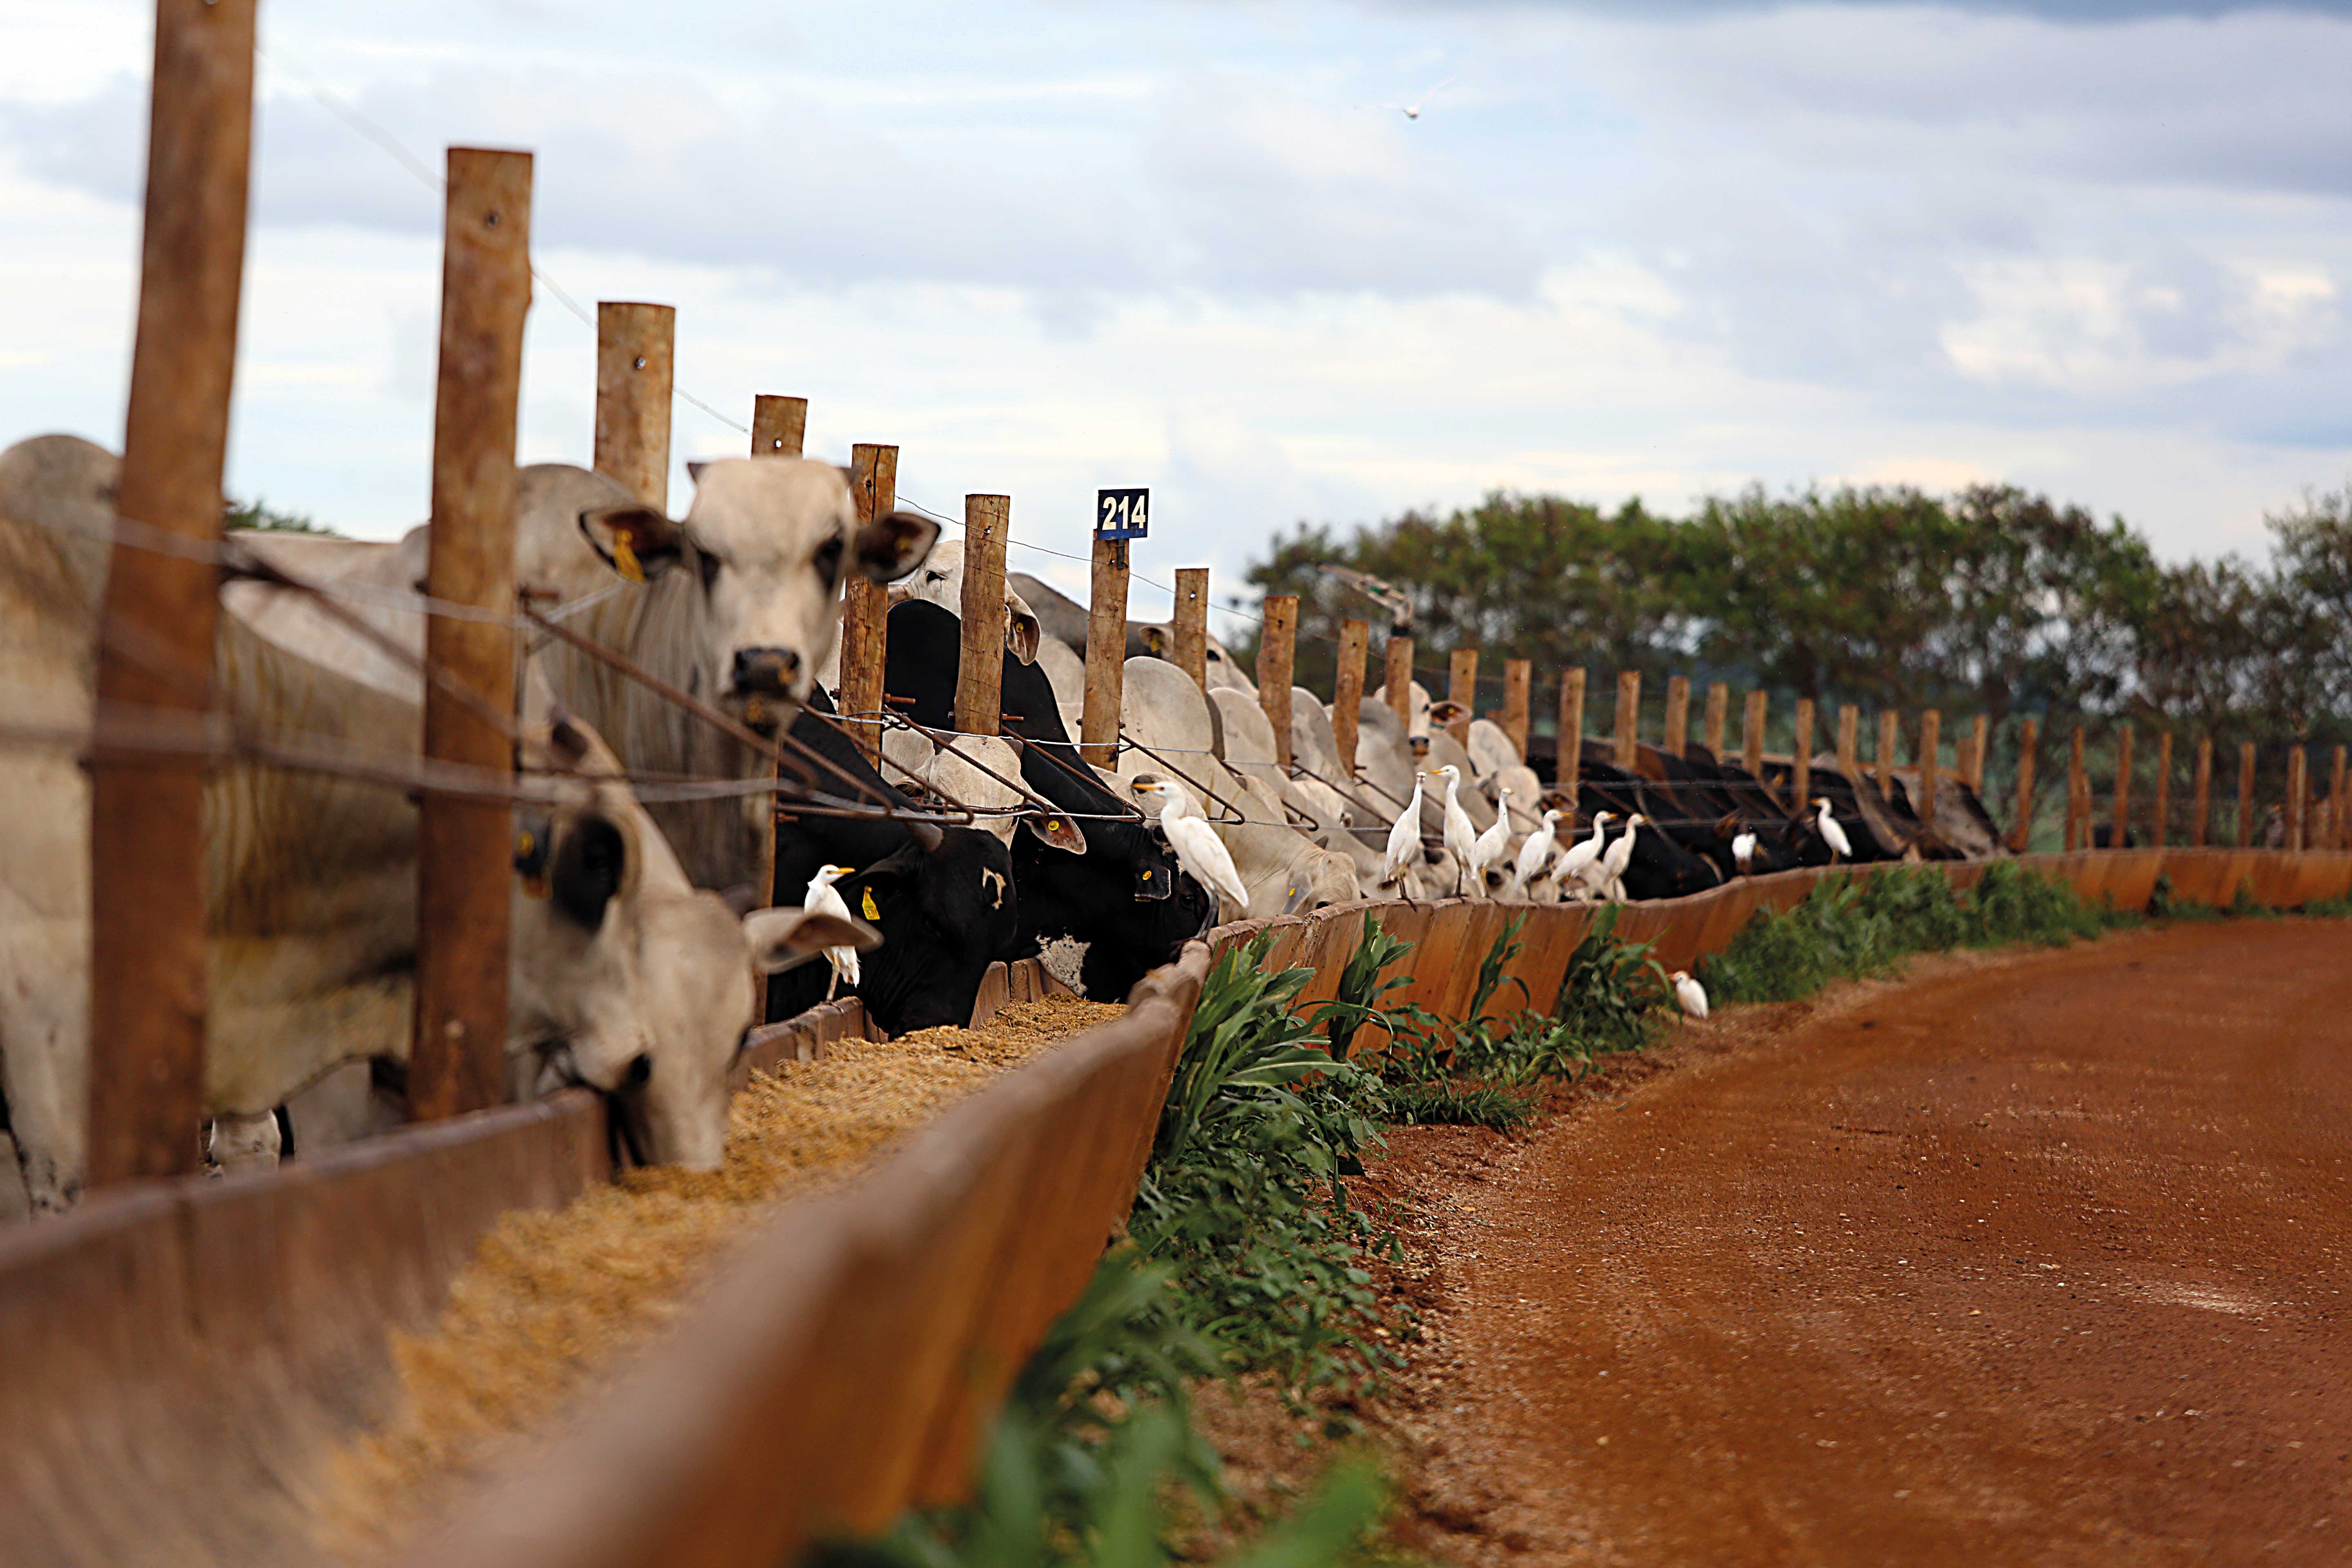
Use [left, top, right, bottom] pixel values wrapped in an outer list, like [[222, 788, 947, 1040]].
[[1096, 488, 1148, 540]]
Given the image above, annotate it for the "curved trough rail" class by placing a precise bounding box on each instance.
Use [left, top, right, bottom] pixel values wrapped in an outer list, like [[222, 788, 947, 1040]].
[[2, 850, 2345, 1568]]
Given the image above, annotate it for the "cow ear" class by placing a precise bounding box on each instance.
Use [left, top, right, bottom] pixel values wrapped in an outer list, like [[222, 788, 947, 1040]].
[[578, 504, 683, 584], [853, 509, 941, 586], [1020, 811, 1088, 855], [743, 906, 881, 975], [1006, 591, 1041, 664], [550, 814, 630, 931]]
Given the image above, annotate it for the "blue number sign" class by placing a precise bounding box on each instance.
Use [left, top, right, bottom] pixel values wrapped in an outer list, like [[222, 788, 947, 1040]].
[[1096, 488, 1149, 540]]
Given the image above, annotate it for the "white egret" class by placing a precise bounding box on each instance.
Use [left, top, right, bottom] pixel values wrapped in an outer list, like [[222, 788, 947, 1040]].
[[1434, 764, 1477, 895], [1813, 797, 1852, 864], [1548, 810, 1612, 899], [1731, 830, 1757, 875], [1383, 772, 1428, 899], [1360, 76, 1455, 120], [1670, 969, 1709, 1022], [1596, 813, 1647, 902], [1511, 808, 1566, 899], [1468, 786, 1513, 896], [1131, 775, 1251, 918], [802, 864, 861, 1000]]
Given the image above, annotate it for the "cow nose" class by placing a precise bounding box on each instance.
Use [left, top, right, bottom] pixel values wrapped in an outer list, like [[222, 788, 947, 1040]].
[[730, 646, 801, 697]]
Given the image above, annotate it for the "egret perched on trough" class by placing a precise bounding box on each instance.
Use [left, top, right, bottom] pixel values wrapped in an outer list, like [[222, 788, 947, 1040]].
[[1131, 775, 1251, 920], [1512, 808, 1565, 899], [1670, 969, 1709, 1021], [802, 864, 861, 1000], [1434, 764, 1477, 895], [1731, 829, 1758, 875], [1468, 785, 1513, 896], [1548, 810, 1612, 899], [1384, 771, 1429, 900], [1813, 797, 1852, 864], [1596, 813, 1647, 901]]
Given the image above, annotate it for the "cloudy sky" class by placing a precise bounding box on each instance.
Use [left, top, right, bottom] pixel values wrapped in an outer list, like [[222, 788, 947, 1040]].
[[3, 0, 2348, 619]]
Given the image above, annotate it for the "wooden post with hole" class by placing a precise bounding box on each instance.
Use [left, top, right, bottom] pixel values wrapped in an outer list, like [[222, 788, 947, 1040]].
[[86, 0, 257, 1186], [1384, 630, 1414, 729], [1078, 532, 1130, 771], [1614, 671, 1642, 769], [2065, 726, 2087, 851], [1743, 690, 1768, 800], [1663, 675, 1690, 759], [2151, 731, 2172, 848], [1837, 704, 1859, 781], [1501, 658, 1532, 762], [1448, 649, 1478, 749], [1332, 619, 1368, 779], [1259, 595, 1298, 769], [2236, 741, 2256, 848], [954, 495, 1010, 737], [1919, 709, 1942, 826], [2012, 717, 2039, 852], [1558, 669, 1586, 812], [840, 443, 897, 762], [1878, 710, 1899, 799], [2332, 745, 2348, 850], [1172, 568, 1209, 689], [1704, 682, 1729, 758], [2287, 746, 2307, 851], [1966, 714, 1989, 792], [751, 394, 807, 458], [2110, 722, 2133, 849], [411, 147, 533, 1123], [595, 301, 674, 510], [1792, 698, 1815, 815], [2191, 735, 2213, 848]]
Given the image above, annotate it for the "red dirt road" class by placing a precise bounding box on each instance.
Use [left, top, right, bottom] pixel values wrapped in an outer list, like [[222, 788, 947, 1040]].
[[1386, 921, 2352, 1565]]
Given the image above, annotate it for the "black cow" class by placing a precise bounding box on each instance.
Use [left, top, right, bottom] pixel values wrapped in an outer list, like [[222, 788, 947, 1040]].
[[1569, 757, 1724, 900], [766, 688, 1021, 1033], [882, 601, 1214, 1001]]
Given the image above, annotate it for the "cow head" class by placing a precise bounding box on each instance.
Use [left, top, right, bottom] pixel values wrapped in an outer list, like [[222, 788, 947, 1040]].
[[512, 716, 879, 1168], [886, 537, 1042, 664], [577, 457, 939, 731]]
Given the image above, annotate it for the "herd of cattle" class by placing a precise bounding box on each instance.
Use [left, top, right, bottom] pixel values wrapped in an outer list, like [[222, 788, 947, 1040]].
[[0, 434, 2013, 1218]]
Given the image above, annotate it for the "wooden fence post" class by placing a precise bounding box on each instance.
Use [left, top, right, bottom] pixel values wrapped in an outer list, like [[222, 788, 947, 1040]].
[[1559, 669, 1586, 811], [1078, 530, 1129, 769], [1260, 595, 1298, 768], [2333, 745, 2348, 850], [1966, 714, 1989, 792], [954, 494, 1010, 737], [1837, 704, 1859, 780], [1878, 710, 1899, 798], [1384, 630, 1414, 728], [2287, 746, 2307, 851], [1743, 690, 1768, 797], [1663, 675, 1690, 759], [1704, 682, 1729, 757], [1792, 698, 1815, 812], [2236, 741, 2256, 847], [751, 394, 807, 457], [2191, 736, 2213, 848], [1615, 671, 1642, 769], [87, 0, 258, 1185], [1501, 658, 1532, 761], [1172, 568, 1209, 689], [1919, 709, 1942, 825], [1332, 619, 1369, 778], [1448, 648, 1478, 748], [2150, 731, 2173, 848], [595, 301, 674, 510], [2065, 726, 2087, 851], [840, 443, 898, 762], [411, 146, 534, 1123], [2011, 717, 2039, 852], [2110, 722, 2133, 849]]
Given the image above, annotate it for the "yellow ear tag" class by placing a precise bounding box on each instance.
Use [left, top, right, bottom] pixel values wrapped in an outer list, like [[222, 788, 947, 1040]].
[[611, 533, 646, 584], [861, 886, 881, 921]]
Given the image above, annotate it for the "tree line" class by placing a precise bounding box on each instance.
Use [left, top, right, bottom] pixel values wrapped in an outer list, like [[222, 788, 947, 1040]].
[[1241, 481, 2352, 768]]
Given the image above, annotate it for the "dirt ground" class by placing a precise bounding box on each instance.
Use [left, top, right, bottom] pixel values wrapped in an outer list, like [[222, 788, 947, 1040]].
[[1357, 920, 2352, 1566]]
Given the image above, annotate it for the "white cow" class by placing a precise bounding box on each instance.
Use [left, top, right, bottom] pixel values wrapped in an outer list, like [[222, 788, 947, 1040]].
[[885, 536, 1043, 665], [0, 435, 875, 1214]]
